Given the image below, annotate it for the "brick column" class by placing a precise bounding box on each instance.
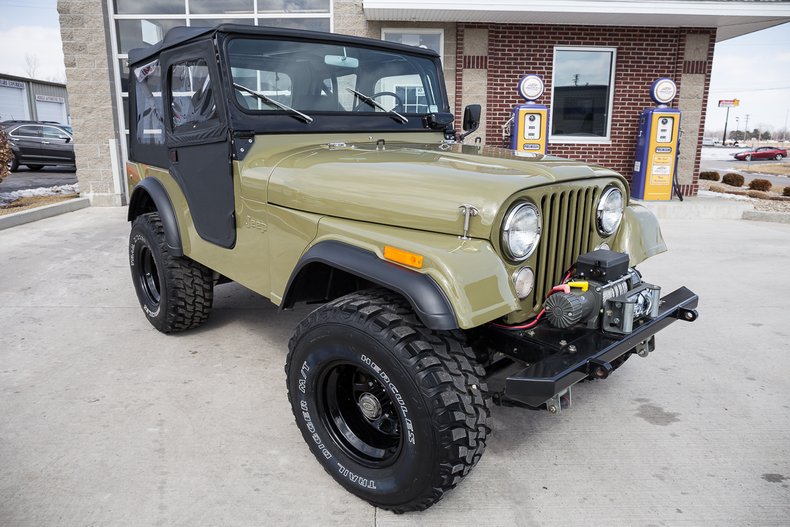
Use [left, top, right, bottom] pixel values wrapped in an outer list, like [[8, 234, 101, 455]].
[[677, 31, 715, 197], [459, 26, 489, 144], [58, 0, 123, 206]]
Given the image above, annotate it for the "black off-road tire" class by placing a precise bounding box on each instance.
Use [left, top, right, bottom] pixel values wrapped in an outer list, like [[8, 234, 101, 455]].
[[129, 212, 214, 333], [7, 155, 18, 172], [285, 289, 491, 513]]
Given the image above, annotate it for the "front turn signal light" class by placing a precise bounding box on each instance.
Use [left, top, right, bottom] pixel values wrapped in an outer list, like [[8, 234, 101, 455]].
[[384, 246, 424, 269]]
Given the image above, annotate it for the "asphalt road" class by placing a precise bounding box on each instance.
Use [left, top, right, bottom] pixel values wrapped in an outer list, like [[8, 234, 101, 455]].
[[700, 149, 790, 187], [1, 207, 789, 526], [0, 166, 77, 193]]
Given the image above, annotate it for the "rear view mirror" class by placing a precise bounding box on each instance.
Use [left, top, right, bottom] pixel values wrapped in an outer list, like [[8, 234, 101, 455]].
[[459, 104, 481, 141], [463, 104, 481, 131], [324, 55, 359, 69]]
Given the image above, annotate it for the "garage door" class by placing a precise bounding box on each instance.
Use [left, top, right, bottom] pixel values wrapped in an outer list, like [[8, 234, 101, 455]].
[[36, 100, 67, 123], [0, 84, 30, 121]]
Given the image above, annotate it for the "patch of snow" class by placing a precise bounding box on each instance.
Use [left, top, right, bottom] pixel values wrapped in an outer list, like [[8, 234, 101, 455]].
[[0, 184, 80, 205], [698, 189, 753, 202]]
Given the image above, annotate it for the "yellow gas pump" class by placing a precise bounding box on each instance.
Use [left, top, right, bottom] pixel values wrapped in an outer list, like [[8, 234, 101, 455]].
[[631, 78, 681, 201], [511, 75, 549, 154]]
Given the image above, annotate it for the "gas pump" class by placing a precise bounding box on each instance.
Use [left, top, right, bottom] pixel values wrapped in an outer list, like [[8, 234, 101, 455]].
[[510, 75, 549, 154], [631, 78, 681, 201]]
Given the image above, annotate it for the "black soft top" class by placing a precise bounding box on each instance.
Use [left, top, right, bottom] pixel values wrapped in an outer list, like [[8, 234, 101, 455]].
[[127, 24, 441, 66]]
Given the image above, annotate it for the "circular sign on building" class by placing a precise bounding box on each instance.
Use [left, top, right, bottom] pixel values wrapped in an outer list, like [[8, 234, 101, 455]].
[[518, 74, 545, 101], [650, 78, 677, 105]]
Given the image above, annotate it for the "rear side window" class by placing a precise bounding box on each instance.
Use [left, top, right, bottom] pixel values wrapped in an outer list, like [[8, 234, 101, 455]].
[[169, 59, 218, 133], [134, 59, 164, 145], [42, 126, 68, 139], [13, 125, 42, 137]]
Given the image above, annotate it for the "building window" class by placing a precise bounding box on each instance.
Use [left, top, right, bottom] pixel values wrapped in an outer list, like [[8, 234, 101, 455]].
[[381, 28, 444, 59], [550, 47, 616, 143]]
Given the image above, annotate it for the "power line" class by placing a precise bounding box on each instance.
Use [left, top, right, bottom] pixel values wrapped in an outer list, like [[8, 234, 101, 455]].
[[709, 86, 790, 93]]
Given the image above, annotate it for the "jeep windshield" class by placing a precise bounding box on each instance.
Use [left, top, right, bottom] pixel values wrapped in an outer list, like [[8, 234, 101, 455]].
[[226, 37, 444, 122]]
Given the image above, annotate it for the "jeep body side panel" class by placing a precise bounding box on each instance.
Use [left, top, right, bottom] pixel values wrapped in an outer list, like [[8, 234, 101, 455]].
[[279, 216, 521, 330], [613, 203, 668, 266], [127, 175, 184, 256]]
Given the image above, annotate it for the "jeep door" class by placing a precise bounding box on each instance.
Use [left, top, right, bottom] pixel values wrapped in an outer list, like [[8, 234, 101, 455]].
[[161, 41, 235, 249]]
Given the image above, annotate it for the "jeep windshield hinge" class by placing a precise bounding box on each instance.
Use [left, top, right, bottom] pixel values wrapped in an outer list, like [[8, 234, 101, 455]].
[[232, 130, 255, 161]]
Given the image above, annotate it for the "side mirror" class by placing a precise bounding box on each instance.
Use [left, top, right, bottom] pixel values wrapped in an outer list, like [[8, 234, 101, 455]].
[[60, 135, 71, 143], [459, 104, 481, 141]]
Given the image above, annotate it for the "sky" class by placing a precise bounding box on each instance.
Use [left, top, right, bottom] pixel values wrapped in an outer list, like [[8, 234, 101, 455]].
[[0, 0, 64, 83], [0, 0, 788, 133], [705, 21, 790, 135]]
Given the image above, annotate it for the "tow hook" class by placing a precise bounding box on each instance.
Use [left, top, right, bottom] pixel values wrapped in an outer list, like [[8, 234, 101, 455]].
[[546, 387, 572, 415], [589, 359, 614, 379]]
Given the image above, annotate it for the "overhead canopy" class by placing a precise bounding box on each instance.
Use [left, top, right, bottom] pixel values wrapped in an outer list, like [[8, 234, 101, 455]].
[[363, 0, 790, 41]]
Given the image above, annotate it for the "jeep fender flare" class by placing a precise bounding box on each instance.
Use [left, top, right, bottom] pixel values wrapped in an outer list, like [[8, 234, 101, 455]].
[[282, 240, 458, 330], [127, 177, 183, 256]]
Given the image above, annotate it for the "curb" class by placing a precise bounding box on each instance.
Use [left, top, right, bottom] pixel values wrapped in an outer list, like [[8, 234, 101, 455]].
[[639, 197, 752, 220], [0, 197, 91, 231], [742, 210, 790, 224]]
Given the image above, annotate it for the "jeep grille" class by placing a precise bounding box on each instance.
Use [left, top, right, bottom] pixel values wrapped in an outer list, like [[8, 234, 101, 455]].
[[534, 186, 602, 303]]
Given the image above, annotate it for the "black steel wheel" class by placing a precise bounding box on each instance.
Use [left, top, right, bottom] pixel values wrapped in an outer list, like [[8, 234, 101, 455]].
[[285, 289, 490, 513], [129, 212, 214, 333], [318, 362, 403, 467]]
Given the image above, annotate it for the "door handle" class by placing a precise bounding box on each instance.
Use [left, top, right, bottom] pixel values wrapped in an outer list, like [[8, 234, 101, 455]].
[[42, 141, 51, 144]]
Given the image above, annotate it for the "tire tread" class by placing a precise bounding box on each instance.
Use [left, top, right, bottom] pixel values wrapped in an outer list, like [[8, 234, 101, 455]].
[[285, 288, 491, 513]]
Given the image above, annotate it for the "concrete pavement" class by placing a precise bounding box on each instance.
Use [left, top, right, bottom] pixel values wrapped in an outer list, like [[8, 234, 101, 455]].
[[1, 207, 789, 526]]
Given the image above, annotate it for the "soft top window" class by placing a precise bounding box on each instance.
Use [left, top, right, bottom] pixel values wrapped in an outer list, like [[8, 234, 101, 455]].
[[169, 58, 218, 132], [226, 38, 443, 116], [134, 59, 164, 145]]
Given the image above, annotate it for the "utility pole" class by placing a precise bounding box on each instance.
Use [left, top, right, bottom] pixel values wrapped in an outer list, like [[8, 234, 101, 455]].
[[784, 109, 789, 141], [722, 106, 730, 144], [735, 116, 740, 143], [745, 114, 750, 140]]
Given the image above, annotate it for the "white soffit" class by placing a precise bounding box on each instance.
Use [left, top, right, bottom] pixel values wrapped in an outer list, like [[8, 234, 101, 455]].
[[362, 1, 790, 41]]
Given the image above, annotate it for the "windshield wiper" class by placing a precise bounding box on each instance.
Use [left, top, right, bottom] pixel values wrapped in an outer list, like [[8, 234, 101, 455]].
[[233, 82, 313, 124], [346, 88, 408, 124]]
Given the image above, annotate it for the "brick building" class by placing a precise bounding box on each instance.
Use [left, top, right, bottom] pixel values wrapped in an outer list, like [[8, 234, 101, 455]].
[[57, 0, 790, 206]]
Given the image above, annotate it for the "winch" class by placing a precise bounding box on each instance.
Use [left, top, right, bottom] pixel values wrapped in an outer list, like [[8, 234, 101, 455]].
[[543, 249, 661, 334]]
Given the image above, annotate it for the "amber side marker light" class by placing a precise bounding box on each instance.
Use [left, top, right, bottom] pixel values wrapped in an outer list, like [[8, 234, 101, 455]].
[[384, 246, 424, 269]]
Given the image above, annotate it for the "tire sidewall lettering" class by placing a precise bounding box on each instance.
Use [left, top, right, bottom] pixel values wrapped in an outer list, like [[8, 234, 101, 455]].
[[360, 353, 415, 446], [294, 334, 428, 496]]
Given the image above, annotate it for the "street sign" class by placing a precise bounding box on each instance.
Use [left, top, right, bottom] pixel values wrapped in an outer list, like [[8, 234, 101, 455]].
[[718, 99, 740, 108]]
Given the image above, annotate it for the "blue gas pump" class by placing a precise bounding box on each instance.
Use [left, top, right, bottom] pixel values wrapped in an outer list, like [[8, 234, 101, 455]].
[[631, 78, 681, 201], [510, 75, 549, 154]]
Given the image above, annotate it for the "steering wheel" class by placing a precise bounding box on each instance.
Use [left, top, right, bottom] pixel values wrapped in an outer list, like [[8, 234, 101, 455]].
[[353, 91, 404, 113]]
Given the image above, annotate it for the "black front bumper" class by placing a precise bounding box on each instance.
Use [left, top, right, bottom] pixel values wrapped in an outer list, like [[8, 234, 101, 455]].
[[486, 286, 699, 408]]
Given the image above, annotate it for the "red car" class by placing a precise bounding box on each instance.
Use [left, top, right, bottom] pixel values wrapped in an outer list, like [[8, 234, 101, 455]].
[[734, 146, 787, 161]]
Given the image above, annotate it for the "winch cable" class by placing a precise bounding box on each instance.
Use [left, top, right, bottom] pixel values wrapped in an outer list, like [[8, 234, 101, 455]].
[[493, 269, 573, 330]]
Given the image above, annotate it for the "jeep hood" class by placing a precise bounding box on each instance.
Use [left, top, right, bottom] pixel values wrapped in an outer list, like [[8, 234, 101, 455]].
[[267, 142, 624, 239]]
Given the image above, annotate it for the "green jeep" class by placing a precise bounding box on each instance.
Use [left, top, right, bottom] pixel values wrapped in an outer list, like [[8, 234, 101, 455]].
[[125, 25, 698, 512]]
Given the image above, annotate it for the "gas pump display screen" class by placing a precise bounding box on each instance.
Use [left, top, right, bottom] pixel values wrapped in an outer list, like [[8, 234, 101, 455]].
[[656, 117, 675, 143], [523, 113, 542, 140]]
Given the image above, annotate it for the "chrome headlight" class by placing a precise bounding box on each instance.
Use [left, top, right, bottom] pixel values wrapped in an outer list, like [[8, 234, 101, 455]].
[[596, 187, 624, 236], [502, 202, 541, 261]]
